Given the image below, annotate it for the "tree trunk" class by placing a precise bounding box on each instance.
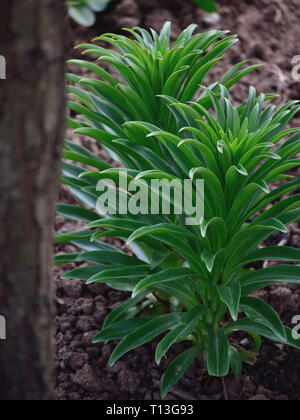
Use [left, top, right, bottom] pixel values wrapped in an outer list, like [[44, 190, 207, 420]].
[[0, 0, 66, 400]]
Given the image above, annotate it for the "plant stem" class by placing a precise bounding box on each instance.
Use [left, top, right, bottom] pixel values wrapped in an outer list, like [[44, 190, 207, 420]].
[[222, 377, 229, 401]]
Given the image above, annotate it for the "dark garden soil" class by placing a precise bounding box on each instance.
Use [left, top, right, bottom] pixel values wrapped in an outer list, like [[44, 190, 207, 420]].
[[55, 0, 300, 400]]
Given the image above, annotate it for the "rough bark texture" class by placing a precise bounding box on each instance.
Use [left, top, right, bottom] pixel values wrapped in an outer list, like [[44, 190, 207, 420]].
[[0, 0, 66, 400]]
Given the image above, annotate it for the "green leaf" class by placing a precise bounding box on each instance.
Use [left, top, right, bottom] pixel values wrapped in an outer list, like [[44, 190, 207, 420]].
[[76, 250, 144, 266], [55, 230, 93, 244], [62, 264, 110, 280], [87, 265, 149, 284], [206, 329, 230, 377], [229, 346, 242, 379], [126, 224, 205, 274], [54, 253, 80, 265], [217, 280, 241, 321], [225, 319, 300, 348], [155, 306, 204, 364], [225, 318, 281, 342], [241, 246, 300, 267], [161, 347, 199, 398], [93, 317, 154, 343], [103, 290, 152, 328], [240, 297, 287, 342], [157, 281, 200, 309], [132, 268, 195, 298], [56, 203, 99, 223], [252, 218, 288, 234], [240, 265, 300, 294], [109, 313, 182, 366], [66, 60, 117, 86]]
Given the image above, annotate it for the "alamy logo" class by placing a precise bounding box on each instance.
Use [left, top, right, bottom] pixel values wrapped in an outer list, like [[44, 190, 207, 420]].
[[292, 56, 300, 81], [0, 316, 6, 340], [292, 315, 300, 340], [96, 173, 205, 226], [0, 55, 6, 79]]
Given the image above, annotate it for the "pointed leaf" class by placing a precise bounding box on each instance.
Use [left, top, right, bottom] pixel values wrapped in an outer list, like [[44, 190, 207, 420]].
[[109, 313, 182, 366], [206, 329, 230, 377], [161, 347, 199, 398], [229, 346, 242, 379], [240, 265, 300, 294], [132, 268, 195, 298], [217, 280, 241, 321], [156, 306, 204, 364], [240, 296, 287, 342]]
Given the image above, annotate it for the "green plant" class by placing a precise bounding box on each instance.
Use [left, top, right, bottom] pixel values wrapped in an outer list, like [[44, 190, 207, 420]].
[[57, 23, 300, 397], [67, 0, 111, 26], [192, 0, 217, 13]]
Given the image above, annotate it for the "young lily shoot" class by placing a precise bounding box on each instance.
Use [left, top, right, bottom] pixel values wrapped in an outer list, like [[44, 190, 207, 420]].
[[56, 23, 300, 397]]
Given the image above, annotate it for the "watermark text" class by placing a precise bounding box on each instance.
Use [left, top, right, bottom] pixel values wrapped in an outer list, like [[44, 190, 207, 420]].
[[292, 55, 300, 81], [0, 316, 6, 340], [0, 55, 6, 80], [292, 315, 300, 340], [96, 173, 204, 226]]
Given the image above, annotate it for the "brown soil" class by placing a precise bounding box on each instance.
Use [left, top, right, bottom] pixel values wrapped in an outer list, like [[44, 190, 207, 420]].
[[55, 0, 300, 400]]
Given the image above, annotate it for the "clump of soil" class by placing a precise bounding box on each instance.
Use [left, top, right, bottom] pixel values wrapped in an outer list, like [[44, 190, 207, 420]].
[[55, 0, 300, 400]]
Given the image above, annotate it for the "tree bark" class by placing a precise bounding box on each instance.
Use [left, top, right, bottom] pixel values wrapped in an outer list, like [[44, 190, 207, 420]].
[[0, 0, 66, 400]]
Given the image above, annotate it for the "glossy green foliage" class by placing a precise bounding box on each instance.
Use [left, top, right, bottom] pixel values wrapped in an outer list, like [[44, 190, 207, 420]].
[[57, 24, 300, 397]]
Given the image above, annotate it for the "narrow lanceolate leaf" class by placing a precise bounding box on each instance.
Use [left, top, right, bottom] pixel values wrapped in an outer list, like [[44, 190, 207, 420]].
[[158, 281, 200, 309], [225, 318, 281, 341], [206, 329, 230, 377], [56, 203, 99, 223], [161, 347, 200, 398], [240, 247, 300, 267], [103, 290, 152, 328], [225, 319, 300, 349], [54, 253, 80, 265], [217, 280, 241, 321], [156, 305, 204, 364], [229, 346, 242, 379], [55, 230, 94, 243], [87, 265, 150, 284], [109, 313, 182, 366], [132, 268, 195, 298], [93, 317, 154, 343], [76, 250, 145, 266], [240, 265, 300, 294], [62, 265, 111, 280], [240, 297, 287, 342]]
